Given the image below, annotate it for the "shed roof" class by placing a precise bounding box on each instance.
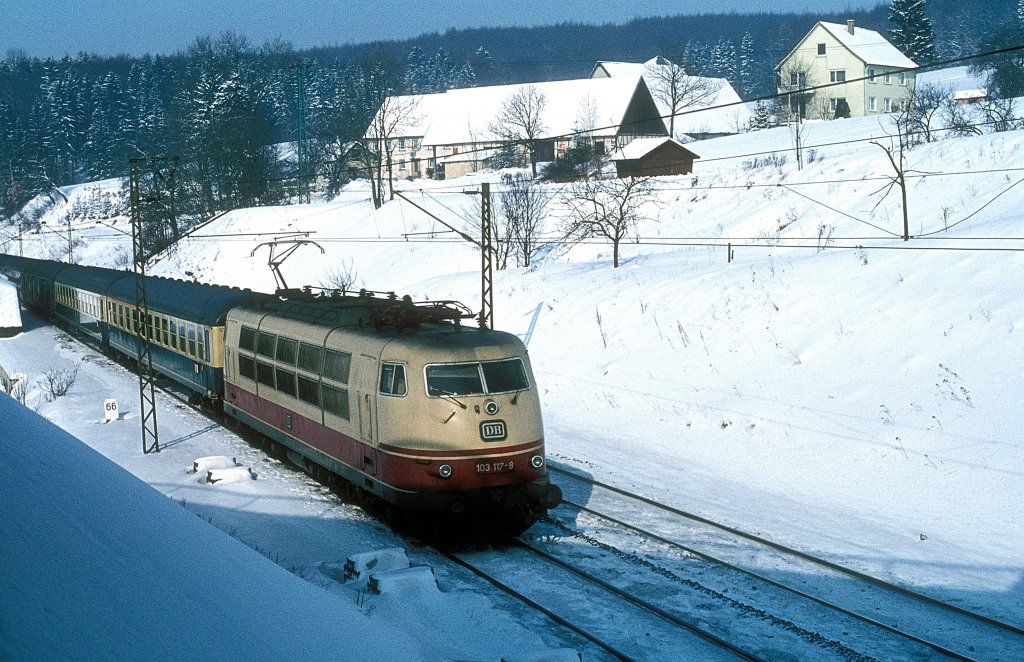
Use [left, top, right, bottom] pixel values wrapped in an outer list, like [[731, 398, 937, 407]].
[[611, 137, 700, 161]]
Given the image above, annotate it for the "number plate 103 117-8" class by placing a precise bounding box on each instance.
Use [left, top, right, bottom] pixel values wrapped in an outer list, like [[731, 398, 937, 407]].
[[475, 460, 514, 474]]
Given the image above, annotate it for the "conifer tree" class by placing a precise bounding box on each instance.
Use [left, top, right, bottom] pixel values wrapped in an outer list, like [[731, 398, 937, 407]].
[[889, 0, 935, 65]]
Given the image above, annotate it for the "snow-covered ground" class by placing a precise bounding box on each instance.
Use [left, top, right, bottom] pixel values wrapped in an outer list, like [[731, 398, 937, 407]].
[[2, 94, 1023, 658]]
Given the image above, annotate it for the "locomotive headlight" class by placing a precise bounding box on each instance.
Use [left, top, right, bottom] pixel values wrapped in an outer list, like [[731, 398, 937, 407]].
[[438, 464, 453, 479], [531, 455, 544, 469], [484, 399, 499, 415]]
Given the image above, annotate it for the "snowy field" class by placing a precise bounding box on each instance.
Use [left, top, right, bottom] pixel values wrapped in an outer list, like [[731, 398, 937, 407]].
[[2, 93, 1023, 658]]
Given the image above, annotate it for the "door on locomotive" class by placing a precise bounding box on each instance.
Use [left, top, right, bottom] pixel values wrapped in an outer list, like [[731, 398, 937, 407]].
[[355, 353, 378, 475]]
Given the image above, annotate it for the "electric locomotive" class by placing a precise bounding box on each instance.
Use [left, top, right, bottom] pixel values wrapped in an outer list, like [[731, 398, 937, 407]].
[[223, 291, 560, 530], [0, 253, 560, 532]]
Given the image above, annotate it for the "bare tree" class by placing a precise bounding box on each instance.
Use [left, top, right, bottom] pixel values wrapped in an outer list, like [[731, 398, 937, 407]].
[[561, 176, 655, 268], [941, 98, 983, 137], [983, 98, 1018, 132], [499, 172, 550, 268], [901, 83, 946, 143], [489, 85, 547, 177], [871, 133, 918, 241], [644, 60, 722, 137], [364, 92, 421, 207]]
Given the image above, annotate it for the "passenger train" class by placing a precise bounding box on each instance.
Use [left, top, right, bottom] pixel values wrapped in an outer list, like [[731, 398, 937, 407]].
[[0, 253, 561, 532]]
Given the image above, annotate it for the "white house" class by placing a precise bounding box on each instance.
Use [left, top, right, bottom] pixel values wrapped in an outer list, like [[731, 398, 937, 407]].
[[776, 20, 918, 120], [368, 76, 668, 180]]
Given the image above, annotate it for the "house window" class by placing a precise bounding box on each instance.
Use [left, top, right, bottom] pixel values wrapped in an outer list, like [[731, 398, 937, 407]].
[[884, 72, 892, 84], [829, 98, 838, 111], [898, 71, 907, 86], [399, 158, 407, 170], [829, 69, 846, 83], [867, 67, 877, 82], [868, 96, 877, 112], [789, 71, 807, 89], [399, 138, 406, 149], [883, 97, 892, 112], [817, 43, 826, 56]]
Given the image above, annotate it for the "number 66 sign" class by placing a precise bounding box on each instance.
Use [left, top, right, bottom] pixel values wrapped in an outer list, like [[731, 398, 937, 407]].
[[104, 399, 119, 422]]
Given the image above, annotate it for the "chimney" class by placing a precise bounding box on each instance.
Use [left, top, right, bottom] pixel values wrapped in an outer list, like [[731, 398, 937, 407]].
[[847, 19, 855, 35]]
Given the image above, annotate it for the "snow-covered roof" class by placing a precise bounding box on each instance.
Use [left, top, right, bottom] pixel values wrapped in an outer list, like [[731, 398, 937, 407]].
[[379, 76, 664, 147], [819, 21, 918, 69], [954, 89, 988, 101], [589, 57, 751, 138], [611, 137, 699, 161]]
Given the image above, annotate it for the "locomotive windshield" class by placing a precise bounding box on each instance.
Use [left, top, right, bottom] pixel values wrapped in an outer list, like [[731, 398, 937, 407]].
[[425, 358, 529, 396]]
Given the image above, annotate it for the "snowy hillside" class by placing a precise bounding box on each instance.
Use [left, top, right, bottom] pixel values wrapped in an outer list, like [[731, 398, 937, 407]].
[[2, 99, 1023, 654]]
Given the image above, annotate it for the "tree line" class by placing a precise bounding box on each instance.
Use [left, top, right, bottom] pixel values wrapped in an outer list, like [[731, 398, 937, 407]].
[[1, 0, 1021, 252]]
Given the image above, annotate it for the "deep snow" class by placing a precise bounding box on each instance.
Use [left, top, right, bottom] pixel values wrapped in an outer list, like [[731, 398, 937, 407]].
[[2, 83, 1023, 658]]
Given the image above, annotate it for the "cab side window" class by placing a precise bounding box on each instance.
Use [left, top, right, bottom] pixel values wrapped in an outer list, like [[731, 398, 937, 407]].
[[379, 363, 407, 396]]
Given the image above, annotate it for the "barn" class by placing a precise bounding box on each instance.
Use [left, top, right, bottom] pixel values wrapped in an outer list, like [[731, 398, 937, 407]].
[[611, 137, 700, 178]]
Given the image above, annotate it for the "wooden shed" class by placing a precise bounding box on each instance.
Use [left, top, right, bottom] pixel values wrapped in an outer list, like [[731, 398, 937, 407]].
[[612, 137, 699, 178]]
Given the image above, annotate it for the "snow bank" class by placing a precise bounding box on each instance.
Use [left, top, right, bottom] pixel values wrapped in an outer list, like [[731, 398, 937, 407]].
[[0, 394, 419, 661]]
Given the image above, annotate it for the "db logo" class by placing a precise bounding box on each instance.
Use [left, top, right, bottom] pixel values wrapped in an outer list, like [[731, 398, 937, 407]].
[[480, 420, 507, 441]]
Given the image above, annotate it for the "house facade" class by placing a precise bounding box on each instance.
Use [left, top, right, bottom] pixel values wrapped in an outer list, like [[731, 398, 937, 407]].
[[776, 20, 918, 120], [368, 76, 669, 181]]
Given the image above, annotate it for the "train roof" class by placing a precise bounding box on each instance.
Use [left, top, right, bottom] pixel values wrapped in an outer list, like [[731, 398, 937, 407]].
[[0, 253, 36, 275], [106, 275, 266, 326], [241, 290, 478, 332]]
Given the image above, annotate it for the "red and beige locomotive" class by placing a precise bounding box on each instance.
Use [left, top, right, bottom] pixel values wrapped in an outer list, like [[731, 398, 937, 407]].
[[0, 254, 560, 532]]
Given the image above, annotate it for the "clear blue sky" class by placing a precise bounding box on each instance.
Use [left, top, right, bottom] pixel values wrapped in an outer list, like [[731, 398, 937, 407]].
[[2, 1, 881, 59]]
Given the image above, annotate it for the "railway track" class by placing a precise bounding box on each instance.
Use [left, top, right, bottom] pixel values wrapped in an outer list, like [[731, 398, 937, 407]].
[[44, 328, 1022, 659], [437, 541, 763, 661], [545, 464, 1024, 661]]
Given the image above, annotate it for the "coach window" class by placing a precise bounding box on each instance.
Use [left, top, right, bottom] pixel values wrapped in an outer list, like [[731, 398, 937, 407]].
[[256, 331, 276, 358], [256, 361, 275, 388], [276, 368, 297, 397], [169, 320, 178, 349], [238, 355, 256, 380], [323, 349, 351, 384], [380, 363, 407, 396], [297, 375, 321, 407], [239, 326, 257, 352], [276, 337, 297, 365], [322, 383, 350, 419], [161, 318, 170, 345], [187, 327, 197, 357], [298, 342, 323, 373]]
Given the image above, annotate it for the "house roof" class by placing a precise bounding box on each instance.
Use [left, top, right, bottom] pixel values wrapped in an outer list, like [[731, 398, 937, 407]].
[[611, 136, 700, 161], [377, 76, 666, 148], [818, 21, 918, 69], [589, 57, 751, 138]]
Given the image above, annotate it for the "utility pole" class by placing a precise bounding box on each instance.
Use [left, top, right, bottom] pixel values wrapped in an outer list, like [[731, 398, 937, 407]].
[[393, 189, 494, 327], [479, 182, 494, 330], [296, 60, 310, 204], [129, 157, 171, 454]]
